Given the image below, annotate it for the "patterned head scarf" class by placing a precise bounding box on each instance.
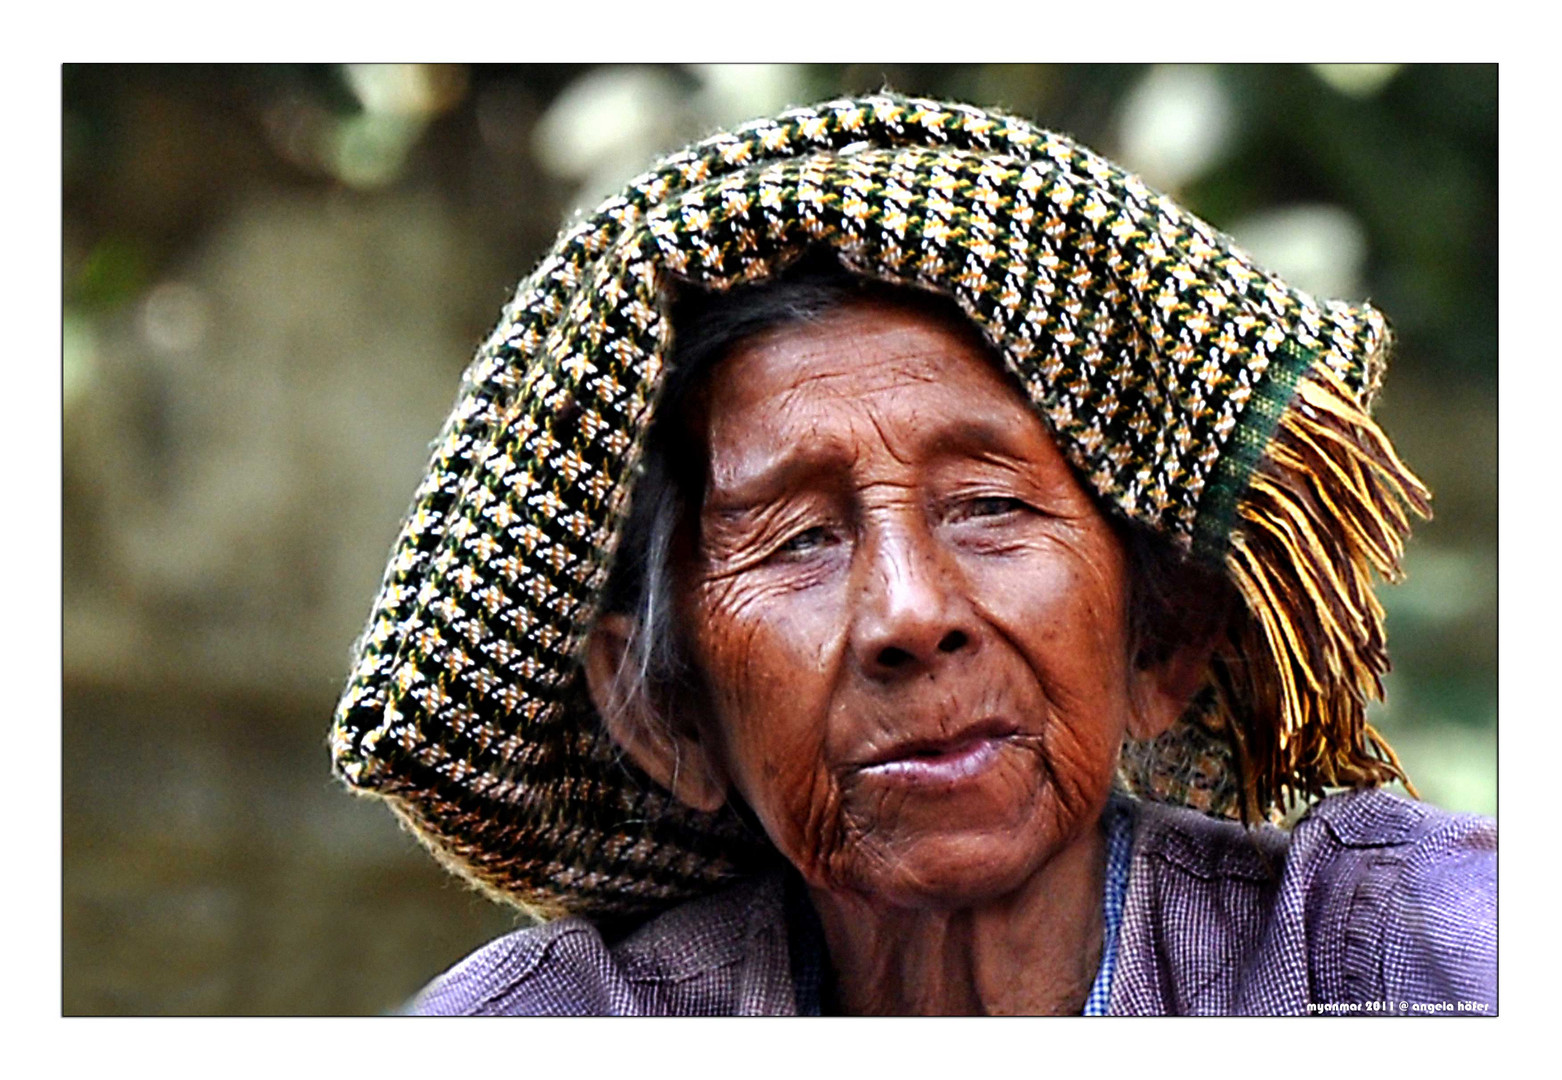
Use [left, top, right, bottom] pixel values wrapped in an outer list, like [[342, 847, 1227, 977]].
[[329, 94, 1429, 920]]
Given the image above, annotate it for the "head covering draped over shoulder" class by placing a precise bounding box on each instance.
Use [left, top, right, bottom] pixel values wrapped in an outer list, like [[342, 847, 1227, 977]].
[[329, 95, 1430, 920]]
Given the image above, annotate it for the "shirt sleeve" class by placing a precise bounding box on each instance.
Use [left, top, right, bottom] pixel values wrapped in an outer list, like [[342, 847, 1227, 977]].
[[1379, 813, 1497, 1015]]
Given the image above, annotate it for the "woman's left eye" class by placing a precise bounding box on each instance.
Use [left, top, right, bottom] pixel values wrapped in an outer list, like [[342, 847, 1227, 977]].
[[954, 496, 1028, 521]]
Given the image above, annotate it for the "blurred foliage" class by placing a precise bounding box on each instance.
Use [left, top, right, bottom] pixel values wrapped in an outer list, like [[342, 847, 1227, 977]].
[[62, 64, 1495, 1014]]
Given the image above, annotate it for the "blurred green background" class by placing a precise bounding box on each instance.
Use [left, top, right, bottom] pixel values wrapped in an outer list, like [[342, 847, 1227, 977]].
[[62, 63, 1495, 1015]]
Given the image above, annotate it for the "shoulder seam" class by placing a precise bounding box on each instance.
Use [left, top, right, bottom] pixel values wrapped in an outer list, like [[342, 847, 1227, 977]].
[[426, 922, 599, 1013]]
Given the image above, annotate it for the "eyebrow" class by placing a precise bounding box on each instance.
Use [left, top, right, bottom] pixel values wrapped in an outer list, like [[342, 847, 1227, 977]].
[[703, 439, 856, 517], [925, 416, 1037, 462], [703, 415, 1040, 517]]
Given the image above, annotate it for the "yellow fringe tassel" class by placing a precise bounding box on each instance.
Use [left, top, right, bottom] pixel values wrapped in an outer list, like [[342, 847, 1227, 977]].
[[1216, 364, 1431, 821]]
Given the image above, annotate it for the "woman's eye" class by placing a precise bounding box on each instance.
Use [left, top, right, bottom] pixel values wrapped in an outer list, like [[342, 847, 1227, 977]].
[[956, 496, 1027, 521], [777, 525, 832, 554]]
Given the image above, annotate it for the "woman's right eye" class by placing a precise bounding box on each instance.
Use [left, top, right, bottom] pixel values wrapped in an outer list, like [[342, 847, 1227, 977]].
[[778, 525, 832, 555]]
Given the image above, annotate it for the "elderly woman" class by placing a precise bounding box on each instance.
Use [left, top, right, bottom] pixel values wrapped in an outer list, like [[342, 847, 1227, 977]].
[[330, 95, 1495, 1015]]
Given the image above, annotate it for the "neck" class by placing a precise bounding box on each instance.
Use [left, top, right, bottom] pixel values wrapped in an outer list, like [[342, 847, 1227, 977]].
[[806, 816, 1109, 1016]]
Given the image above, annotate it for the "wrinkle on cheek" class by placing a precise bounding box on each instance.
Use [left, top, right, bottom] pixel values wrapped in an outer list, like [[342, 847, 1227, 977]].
[[782, 722, 859, 890], [1036, 731, 1105, 817], [989, 530, 1130, 689], [964, 529, 1128, 832], [829, 781, 903, 888], [801, 770, 851, 886], [694, 572, 851, 885], [1058, 531, 1130, 637]]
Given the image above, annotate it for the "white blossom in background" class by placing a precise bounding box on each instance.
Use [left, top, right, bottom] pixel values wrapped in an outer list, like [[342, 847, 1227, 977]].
[[532, 66, 686, 212], [1115, 64, 1233, 193], [535, 64, 807, 218], [343, 63, 453, 117], [330, 64, 466, 190], [140, 282, 212, 356], [689, 64, 805, 130], [1311, 64, 1402, 99], [1226, 204, 1368, 301]]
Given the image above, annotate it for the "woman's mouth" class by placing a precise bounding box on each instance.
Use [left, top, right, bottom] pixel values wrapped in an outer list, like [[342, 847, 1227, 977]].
[[854, 720, 1020, 786]]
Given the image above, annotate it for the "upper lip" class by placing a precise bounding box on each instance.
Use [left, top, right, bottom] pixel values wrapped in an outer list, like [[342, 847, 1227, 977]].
[[853, 718, 1020, 769]]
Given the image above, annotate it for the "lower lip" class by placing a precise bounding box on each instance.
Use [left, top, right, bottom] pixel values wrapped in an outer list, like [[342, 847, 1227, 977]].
[[858, 735, 1009, 786]]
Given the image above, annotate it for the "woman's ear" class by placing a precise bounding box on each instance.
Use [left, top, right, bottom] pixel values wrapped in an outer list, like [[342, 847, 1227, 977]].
[[1126, 635, 1219, 741], [1124, 555, 1235, 741], [582, 613, 728, 813]]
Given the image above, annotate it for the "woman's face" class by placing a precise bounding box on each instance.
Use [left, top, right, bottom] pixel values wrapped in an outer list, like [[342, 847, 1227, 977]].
[[678, 298, 1153, 909]]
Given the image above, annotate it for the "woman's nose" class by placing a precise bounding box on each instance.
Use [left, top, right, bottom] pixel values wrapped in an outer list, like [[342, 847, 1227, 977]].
[[851, 528, 977, 680]]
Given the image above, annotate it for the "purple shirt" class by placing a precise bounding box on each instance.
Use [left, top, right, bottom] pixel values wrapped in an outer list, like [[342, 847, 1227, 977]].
[[410, 788, 1496, 1016]]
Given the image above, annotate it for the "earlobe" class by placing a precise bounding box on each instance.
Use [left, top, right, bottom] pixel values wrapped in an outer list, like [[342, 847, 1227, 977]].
[[583, 614, 729, 813]]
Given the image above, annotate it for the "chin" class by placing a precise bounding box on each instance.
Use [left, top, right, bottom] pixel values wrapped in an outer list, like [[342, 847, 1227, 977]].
[[821, 789, 1101, 911], [841, 830, 1057, 910]]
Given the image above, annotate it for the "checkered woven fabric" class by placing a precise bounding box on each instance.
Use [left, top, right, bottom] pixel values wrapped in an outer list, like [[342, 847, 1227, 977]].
[[329, 94, 1429, 919], [1084, 796, 1134, 1016]]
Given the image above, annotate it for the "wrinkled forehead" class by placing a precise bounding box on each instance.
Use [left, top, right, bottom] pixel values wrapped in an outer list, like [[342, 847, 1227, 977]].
[[665, 269, 1035, 448], [704, 296, 1042, 447]]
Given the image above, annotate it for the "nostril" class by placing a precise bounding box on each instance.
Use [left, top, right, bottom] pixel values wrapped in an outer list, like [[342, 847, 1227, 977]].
[[876, 646, 914, 669], [937, 630, 968, 653]]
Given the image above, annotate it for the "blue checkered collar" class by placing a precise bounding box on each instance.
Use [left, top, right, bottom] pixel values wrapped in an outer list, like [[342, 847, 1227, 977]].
[[1083, 794, 1136, 1016]]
